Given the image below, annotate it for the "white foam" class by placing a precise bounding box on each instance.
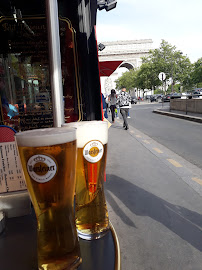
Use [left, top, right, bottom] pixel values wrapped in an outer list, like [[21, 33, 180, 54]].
[[62, 121, 108, 148], [15, 127, 76, 147]]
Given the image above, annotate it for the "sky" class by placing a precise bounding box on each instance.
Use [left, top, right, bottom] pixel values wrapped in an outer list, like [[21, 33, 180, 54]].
[[96, 0, 202, 63]]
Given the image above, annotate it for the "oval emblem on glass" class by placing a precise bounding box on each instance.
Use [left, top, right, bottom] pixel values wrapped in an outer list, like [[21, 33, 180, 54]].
[[83, 140, 104, 163], [27, 154, 57, 183]]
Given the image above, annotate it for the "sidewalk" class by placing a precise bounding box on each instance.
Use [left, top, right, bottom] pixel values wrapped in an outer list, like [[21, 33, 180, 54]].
[[106, 119, 202, 270], [153, 106, 202, 123]]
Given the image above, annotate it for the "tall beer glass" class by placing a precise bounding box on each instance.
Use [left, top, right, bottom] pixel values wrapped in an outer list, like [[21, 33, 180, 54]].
[[63, 121, 109, 240], [15, 128, 81, 270]]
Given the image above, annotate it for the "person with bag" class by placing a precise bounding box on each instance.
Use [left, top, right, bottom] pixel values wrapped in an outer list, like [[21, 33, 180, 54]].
[[108, 89, 117, 123], [117, 87, 131, 130]]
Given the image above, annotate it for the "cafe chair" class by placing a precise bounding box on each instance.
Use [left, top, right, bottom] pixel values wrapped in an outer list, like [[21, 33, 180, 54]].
[[0, 125, 31, 221]]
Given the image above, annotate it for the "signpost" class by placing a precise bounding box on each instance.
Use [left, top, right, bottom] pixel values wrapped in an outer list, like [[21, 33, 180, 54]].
[[158, 72, 166, 108], [158, 72, 166, 82]]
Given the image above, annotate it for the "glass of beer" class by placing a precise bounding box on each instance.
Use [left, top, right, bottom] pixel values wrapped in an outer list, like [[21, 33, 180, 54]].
[[15, 128, 82, 270], [62, 121, 109, 240]]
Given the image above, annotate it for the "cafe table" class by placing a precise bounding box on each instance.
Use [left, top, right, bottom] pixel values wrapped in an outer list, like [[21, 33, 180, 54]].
[[0, 210, 121, 270]]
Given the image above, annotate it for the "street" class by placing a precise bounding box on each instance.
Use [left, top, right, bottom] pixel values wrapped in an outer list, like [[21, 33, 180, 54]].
[[128, 103, 202, 169], [106, 103, 202, 270]]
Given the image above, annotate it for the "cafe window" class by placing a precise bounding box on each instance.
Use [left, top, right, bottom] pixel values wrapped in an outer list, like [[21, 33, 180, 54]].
[[0, 15, 82, 131]]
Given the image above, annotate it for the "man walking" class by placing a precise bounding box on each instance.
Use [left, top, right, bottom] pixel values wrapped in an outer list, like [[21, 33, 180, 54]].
[[117, 87, 131, 130]]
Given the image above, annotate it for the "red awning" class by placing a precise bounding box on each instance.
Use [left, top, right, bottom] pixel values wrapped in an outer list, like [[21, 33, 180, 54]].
[[99, 60, 123, 77]]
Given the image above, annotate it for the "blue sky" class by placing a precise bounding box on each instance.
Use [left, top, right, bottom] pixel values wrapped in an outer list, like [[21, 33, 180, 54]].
[[96, 0, 202, 63]]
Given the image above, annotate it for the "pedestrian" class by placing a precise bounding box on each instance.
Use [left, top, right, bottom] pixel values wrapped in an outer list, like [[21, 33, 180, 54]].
[[117, 87, 131, 130], [108, 89, 117, 123], [101, 93, 108, 119]]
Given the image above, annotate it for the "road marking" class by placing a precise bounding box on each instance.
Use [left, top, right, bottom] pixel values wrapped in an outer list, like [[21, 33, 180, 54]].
[[167, 159, 183, 168], [136, 135, 141, 138], [192, 177, 202, 185], [153, 148, 163, 154], [143, 140, 150, 144]]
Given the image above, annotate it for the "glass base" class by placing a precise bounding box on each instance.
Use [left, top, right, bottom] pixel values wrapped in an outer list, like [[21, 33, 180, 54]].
[[77, 228, 110, 240], [38, 254, 82, 270]]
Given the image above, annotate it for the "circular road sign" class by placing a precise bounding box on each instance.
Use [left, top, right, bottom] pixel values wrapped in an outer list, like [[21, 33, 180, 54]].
[[158, 72, 166, 81]]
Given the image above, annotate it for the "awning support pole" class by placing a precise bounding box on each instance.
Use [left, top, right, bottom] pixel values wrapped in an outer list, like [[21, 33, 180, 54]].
[[46, 0, 64, 127]]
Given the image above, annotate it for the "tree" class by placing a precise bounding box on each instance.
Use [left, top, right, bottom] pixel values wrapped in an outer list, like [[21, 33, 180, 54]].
[[136, 62, 159, 90], [142, 40, 192, 91], [115, 40, 193, 93], [115, 69, 138, 90], [191, 58, 202, 87]]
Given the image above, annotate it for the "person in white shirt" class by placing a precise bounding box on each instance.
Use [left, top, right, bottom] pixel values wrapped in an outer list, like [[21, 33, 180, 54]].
[[117, 87, 131, 130]]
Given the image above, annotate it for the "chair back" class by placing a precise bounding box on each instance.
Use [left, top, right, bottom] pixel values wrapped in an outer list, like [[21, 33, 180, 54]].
[[0, 125, 16, 142]]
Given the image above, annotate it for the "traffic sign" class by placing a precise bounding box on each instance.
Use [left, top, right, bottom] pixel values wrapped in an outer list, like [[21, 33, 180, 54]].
[[158, 72, 166, 81]]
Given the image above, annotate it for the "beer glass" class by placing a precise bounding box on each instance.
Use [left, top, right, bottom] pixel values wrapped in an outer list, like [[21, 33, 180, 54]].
[[15, 128, 81, 270], [63, 121, 109, 240]]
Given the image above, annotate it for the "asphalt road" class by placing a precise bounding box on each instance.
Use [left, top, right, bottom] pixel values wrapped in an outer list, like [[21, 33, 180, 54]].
[[128, 102, 202, 169]]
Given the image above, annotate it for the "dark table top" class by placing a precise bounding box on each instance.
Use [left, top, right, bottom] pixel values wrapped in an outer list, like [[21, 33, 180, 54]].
[[0, 212, 116, 270]]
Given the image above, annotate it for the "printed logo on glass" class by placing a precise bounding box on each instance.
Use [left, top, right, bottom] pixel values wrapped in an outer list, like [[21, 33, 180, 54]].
[[27, 154, 57, 183], [83, 140, 104, 163]]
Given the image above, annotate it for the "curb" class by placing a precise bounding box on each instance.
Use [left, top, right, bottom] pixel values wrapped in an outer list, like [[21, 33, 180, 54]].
[[153, 109, 202, 124]]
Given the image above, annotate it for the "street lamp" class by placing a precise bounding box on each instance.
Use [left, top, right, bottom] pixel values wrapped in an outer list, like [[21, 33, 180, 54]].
[[97, 0, 117, 11], [98, 43, 105, 51]]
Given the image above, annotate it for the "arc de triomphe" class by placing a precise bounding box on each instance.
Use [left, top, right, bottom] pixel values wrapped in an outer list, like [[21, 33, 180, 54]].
[[98, 39, 153, 95]]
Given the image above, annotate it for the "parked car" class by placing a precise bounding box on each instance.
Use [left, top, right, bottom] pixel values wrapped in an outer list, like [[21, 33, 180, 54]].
[[150, 94, 163, 102], [170, 93, 182, 99], [161, 93, 181, 102], [162, 94, 172, 102], [131, 96, 137, 104], [181, 92, 192, 99]]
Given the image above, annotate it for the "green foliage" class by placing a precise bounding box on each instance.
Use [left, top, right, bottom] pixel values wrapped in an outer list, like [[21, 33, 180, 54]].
[[136, 62, 159, 89], [143, 40, 192, 89], [154, 89, 164, 94], [167, 84, 181, 93], [191, 58, 202, 87], [115, 69, 138, 91]]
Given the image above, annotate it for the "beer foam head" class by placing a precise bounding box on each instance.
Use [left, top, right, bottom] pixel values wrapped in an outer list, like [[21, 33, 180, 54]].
[[15, 127, 76, 147], [62, 121, 108, 148]]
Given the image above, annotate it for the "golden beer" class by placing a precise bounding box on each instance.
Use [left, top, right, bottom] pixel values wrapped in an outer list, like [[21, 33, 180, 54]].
[[63, 121, 109, 240], [15, 128, 81, 270]]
